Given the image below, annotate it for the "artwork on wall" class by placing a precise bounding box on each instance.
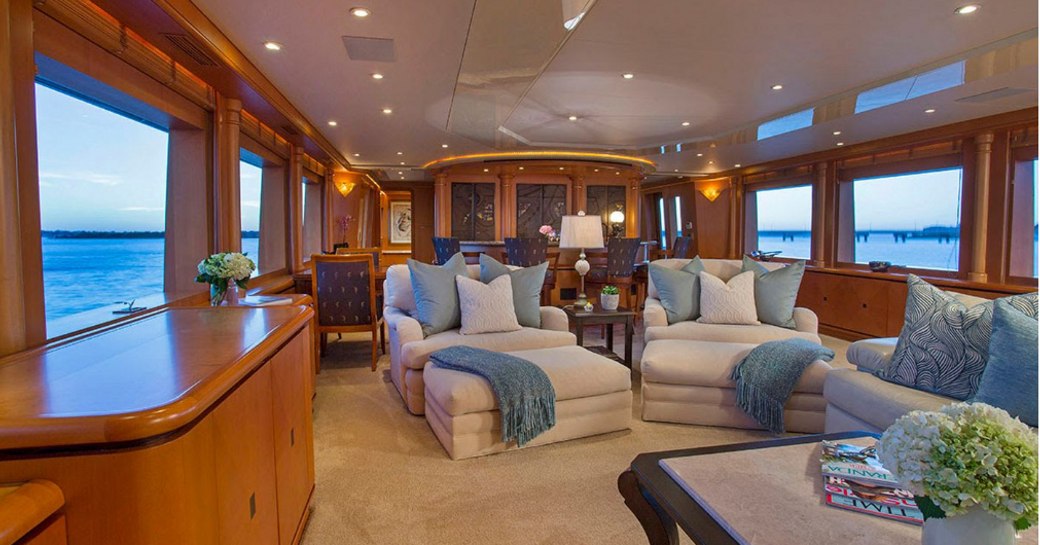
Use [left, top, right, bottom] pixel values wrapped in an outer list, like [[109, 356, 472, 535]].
[[389, 200, 412, 244]]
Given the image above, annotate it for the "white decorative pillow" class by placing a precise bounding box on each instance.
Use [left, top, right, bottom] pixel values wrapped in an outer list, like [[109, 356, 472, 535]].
[[696, 270, 760, 325], [455, 274, 522, 335]]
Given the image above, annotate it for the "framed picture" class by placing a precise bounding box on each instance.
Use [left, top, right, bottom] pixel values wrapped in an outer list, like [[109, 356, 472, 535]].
[[389, 200, 412, 244]]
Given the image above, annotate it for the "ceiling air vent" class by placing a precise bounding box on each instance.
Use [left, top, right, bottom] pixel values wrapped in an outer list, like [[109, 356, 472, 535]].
[[342, 36, 396, 62], [956, 87, 1032, 103], [161, 33, 219, 67]]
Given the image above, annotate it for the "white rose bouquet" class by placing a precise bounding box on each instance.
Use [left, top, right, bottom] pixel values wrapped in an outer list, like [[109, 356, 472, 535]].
[[878, 402, 1038, 531], [195, 252, 256, 305]]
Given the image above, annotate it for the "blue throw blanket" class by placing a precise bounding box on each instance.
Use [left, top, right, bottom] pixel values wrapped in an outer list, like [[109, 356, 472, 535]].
[[730, 338, 834, 434], [429, 346, 556, 447]]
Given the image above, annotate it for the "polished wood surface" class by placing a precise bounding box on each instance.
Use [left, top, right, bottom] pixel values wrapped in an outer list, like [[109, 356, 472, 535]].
[[0, 306, 313, 451], [0, 480, 65, 545]]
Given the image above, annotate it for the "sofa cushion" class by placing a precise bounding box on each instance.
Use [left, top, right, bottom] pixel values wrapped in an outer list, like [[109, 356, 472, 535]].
[[641, 339, 833, 395], [400, 327, 576, 369], [645, 320, 820, 344], [424, 346, 630, 416], [973, 299, 1038, 426], [884, 274, 1038, 400], [824, 368, 953, 432], [649, 257, 704, 324], [846, 338, 898, 373], [696, 271, 759, 325], [408, 254, 469, 337], [479, 254, 547, 328], [742, 256, 805, 329], [647, 258, 784, 299], [387, 260, 480, 316], [456, 275, 521, 335]]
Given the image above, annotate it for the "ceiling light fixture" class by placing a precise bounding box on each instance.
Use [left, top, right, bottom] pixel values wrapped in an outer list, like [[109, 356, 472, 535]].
[[622, 73, 634, 79], [681, 121, 691, 127], [708, 160, 715, 165], [832, 130, 842, 136], [353, 153, 360, 157], [382, 108, 393, 114], [518, 166, 524, 170], [593, 169, 599, 172], [483, 168, 489, 172], [263, 41, 282, 51], [350, 7, 371, 17], [396, 151, 403, 155], [770, 84, 783, 91], [398, 171, 403, 175], [673, 169, 679, 172], [327, 120, 337, 127], [558, 167, 564, 170], [836, 142, 845, 146], [955, 4, 980, 14], [399, 162, 405, 165], [371, 73, 384, 80], [696, 153, 703, 157], [734, 164, 741, 168], [924, 108, 936, 114], [568, 115, 578, 121]]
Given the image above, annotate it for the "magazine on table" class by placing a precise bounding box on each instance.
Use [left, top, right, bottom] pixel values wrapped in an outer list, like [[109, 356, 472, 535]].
[[819, 441, 923, 525]]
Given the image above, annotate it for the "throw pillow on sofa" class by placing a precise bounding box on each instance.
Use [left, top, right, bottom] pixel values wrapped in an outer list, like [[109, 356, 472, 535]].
[[741, 256, 806, 329], [455, 275, 522, 335], [696, 270, 760, 325], [648, 256, 705, 324], [882, 274, 1038, 400], [972, 298, 1038, 426], [407, 253, 468, 337], [479, 254, 547, 328]]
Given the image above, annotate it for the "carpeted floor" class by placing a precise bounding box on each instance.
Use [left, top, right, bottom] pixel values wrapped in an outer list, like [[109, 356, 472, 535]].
[[301, 328, 851, 545]]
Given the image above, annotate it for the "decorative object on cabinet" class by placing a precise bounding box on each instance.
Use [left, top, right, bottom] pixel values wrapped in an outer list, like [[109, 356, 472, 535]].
[[195, 252, 256, 306], [600, 285, 620, 311], [868, 260, 893, 272]]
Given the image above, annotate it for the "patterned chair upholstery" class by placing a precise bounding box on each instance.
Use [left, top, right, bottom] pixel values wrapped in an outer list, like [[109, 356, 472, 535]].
[[433, 237, 461, 265], [312, 254, 384, 371], [586, 238, 643, 310], [671, 236, 694, 259], [504, 237, 548, 266]]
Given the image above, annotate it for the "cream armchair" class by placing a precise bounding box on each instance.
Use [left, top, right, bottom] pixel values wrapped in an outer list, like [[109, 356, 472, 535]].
[[383, 264, 575, 415]]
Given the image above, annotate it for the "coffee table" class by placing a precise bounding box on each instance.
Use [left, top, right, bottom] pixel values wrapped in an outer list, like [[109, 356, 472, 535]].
[[618, 432, 1039, 545], [561, 304, 635, 366]]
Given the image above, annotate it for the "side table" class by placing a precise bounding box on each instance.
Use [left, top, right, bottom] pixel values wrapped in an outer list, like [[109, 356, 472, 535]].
[[561, 304, 635, 367]]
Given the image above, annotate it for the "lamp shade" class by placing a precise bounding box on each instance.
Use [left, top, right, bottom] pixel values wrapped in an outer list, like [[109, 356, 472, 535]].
[[609, 210, 625, 224], [559, 214, 604, 249]]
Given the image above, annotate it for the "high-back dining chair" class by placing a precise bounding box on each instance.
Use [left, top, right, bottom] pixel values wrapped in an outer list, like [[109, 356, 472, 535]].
[[335, 246, 381, 269], [432, 237, 461, 265], [671, 236, 694, 259], [311, 254, 383, 371], [504, 237, 548, 266], [585, 237, 643, 310]]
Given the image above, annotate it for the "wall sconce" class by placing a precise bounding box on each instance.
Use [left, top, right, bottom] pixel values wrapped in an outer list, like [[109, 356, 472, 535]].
[[699, 187, 723, 202], [609, 210, 625, 238], [336, 181, 357, 197]]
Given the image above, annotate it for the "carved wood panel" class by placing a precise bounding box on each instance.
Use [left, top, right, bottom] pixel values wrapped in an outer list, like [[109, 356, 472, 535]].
[[516, 184, 566, 237], [586, 185, 626, 238], [450, 183, 495, 241]]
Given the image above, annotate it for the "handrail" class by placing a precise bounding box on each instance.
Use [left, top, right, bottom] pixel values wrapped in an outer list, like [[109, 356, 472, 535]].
[[0, 480, 64, 545]]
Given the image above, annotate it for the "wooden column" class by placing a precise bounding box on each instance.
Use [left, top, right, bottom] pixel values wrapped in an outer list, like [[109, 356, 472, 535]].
[[728, 177, 743, 259], [0, 0, 44, 352], [969, 132, 994, 283], [433, 172, 449, 237], [288, 148, 304, 271], [214, 95, 242, 252], [499, 171, 515, 237], [626, 175, 642, 237], [570, 174, 586, 215], [811, 161, 830, 267], [259, 164, 287, 272], [165, 128, 212, 295], [322, 165, 333, 253]]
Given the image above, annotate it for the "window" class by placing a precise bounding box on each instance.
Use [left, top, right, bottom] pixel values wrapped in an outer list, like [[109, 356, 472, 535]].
[[516, 183, 566, 238], [302, 176, 323, 260], [855, 62, 964, 114], [674, 196, 683, 236], [451, 182, 496, 240], [1008, 157, 1038, 278], [657, 196, 667, 249], [240, 155, 262, 275], [757, 108, 814, 140], [752, 185, 812, 259], [35, 82, 169, 332], [849, 168, 963, 270]]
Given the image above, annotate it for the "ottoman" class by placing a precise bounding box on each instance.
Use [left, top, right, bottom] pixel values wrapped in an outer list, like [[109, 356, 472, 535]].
[[424, 345, 632, 460], [640, 339, 837, 433]]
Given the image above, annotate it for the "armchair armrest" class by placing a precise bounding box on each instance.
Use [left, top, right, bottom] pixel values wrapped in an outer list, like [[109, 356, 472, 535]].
[[792, 307, 819, 334], [846, 337, 899, 374], [384, 306, 423, 346], [643, 297, 668, 329], [539, 306, 569, 332]]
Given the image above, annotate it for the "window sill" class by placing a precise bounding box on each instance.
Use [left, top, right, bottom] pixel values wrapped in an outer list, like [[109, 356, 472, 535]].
[[805, 265, 1035, 294]]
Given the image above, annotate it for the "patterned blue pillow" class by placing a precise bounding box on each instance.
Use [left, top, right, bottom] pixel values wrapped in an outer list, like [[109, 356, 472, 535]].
[[882, 275, 1038, 400]]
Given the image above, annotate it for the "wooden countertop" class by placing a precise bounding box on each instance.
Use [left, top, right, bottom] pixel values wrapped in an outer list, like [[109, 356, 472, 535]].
[[0, 305, 313, 453]]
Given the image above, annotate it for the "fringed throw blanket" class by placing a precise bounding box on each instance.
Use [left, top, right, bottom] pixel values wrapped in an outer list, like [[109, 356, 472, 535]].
[[730, 338, 834, 434], [429, 346, 556, 447]]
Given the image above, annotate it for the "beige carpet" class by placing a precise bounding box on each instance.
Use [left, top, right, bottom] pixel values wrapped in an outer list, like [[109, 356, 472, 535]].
[[301, 329, 851, 545]]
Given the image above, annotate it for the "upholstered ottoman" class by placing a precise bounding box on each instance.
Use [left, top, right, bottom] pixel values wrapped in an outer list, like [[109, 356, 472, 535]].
[[640, 339, 838, 433], [424, 345, 632, 460]]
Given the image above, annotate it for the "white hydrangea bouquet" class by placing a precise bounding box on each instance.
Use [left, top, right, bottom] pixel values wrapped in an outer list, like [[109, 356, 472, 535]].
[[195, 252, 256, 306], [878, 403, 1037, 542]]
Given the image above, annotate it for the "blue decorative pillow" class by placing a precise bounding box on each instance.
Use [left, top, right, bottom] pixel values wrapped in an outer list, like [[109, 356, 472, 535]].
[[741, 257, 806, 329], [649, 257, 705, 324], [972, 299, 1038, 426], [479, 254, 547, 328], [407, 253, 468, 337], [882, 275, 1038, 400]]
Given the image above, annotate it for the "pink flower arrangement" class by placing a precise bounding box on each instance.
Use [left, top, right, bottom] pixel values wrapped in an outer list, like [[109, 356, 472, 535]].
[[538, 224, 556, 238]]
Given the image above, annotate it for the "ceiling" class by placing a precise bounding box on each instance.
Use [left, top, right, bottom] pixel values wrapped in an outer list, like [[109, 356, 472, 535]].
[[190, 0, 1038, 181]]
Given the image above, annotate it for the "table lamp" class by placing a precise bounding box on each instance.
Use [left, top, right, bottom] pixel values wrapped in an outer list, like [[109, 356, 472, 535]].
[[559, 211, 605, 308], [609, 210, 625, 238]]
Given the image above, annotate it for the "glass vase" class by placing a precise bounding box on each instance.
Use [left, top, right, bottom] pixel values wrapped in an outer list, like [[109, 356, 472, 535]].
[[922, 506, 1015, 545]]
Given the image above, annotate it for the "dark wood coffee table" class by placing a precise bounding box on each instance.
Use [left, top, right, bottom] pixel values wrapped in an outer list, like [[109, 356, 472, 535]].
[[561, 304, 635, 367]]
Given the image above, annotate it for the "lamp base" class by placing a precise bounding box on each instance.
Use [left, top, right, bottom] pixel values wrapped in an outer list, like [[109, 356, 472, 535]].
[[574, 251, 590, 307], [574, 292, 590, 308]]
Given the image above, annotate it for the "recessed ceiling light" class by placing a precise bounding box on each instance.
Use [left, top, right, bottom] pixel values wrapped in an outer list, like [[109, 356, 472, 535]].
[[696, 153, 703, 157], [924, 108, 936, 114], [327, 120, 337, 127], [836, 142, 845, 146], [483, 168, 489, 172], [397, 171, 403, 175], [441, 144, 449, 148], [673, 169, 678, 172], [263, 41, 282, 51], [558, 167, 565, 170], [371, 73, 384, 80], [614, 171, 619, 175], [382, 108, 394, 115], [399, 162, 405, 165], [350, 7, 371, 17], [708, 160, 715, 165], [396, 151, 403, 155], [353, 153, 360, 157], [832, 130, 842, 136], [568, 115, 578, 121], [593, 169, 599, 172], [622, 73, 634, 79], [770, 84, 783, 91], [681, 121, 691, 127], [955, 4, 980, 14], [518, 166, 524, 170]]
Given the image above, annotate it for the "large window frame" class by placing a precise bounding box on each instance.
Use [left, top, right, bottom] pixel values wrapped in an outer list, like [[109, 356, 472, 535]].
[[237, 137, 289, 278], [743, 178, 814, 263], [1005, 147, 1038, 284]]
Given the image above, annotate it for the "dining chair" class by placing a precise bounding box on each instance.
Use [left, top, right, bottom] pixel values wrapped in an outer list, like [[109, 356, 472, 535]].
[[432, 237, 461, 265], [311, 254, 383, 371], [585, 237, 643, 310], [504, 237, 548, 266], [652, 236, 693, 260], [335, 246, 381, 269]]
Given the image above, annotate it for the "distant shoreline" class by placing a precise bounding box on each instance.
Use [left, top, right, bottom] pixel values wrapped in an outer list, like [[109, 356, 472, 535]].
[[42, 230, 260, 239]]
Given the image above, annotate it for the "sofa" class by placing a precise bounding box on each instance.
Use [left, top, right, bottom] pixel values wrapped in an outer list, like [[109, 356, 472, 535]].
[[383, 263, 577, 415], [643, 258, 821, 345]]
